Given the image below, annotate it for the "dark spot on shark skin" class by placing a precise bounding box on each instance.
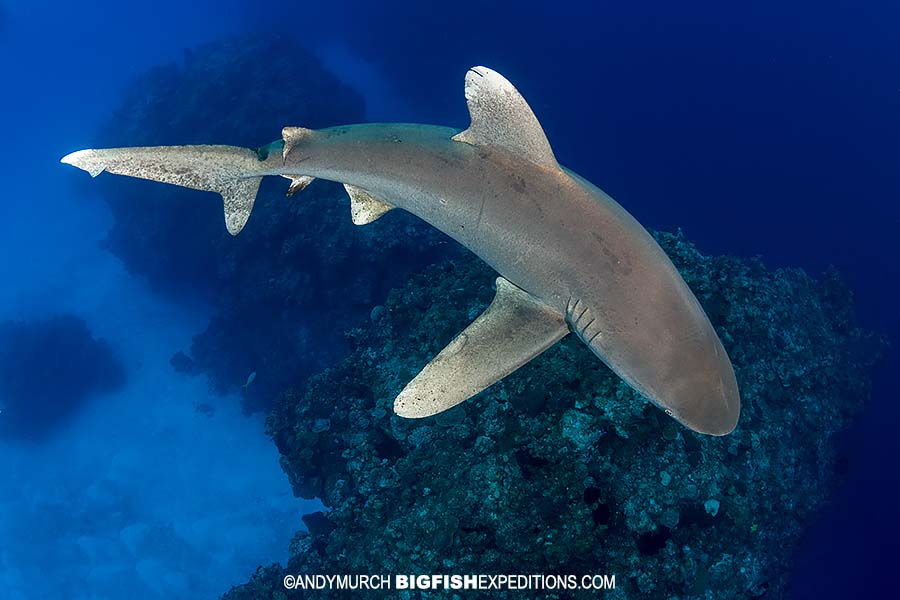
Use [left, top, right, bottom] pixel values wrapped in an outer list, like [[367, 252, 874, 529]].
[[433, 152, 464, 168], [526, 193, 544, 216], [590, 231, 631, 275], [511, 175, 526, 194], [472, 194, 488, 236]]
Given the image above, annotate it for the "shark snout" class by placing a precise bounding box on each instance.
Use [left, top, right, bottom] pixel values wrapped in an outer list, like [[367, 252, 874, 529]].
[[664, 344, 741, 436], [675, 378, 740, 436]]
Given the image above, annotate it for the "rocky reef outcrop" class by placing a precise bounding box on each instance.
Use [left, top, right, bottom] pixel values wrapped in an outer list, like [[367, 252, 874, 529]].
[[223, 232, 882, 599], [0, 314, 124, 440]]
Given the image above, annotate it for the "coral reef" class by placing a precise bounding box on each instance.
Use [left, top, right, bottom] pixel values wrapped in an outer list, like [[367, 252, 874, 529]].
[[223, 232, 882, 599], [92, 36, 451, 411], [0, 314, 124, 440]]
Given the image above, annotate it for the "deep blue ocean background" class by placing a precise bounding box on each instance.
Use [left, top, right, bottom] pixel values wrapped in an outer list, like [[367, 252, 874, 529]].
[[1, 1, 897, 598]]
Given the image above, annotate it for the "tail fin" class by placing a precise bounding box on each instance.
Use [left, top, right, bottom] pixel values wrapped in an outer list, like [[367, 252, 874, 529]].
[[61, 145, 264, 235]]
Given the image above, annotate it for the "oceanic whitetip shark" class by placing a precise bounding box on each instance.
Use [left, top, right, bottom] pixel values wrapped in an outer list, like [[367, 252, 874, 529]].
[[61, 66, 740, 435]]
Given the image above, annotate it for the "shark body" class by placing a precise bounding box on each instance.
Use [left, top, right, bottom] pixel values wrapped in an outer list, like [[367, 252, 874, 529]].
[[62, 66, 740, 435]]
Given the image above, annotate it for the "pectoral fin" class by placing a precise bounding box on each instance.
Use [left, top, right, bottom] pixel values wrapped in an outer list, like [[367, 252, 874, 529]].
[[394, 277, 569, 418]]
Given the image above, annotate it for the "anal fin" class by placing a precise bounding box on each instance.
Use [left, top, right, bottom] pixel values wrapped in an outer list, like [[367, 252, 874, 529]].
[[394, 277, 569, 418], [344, 184, 395, 225]]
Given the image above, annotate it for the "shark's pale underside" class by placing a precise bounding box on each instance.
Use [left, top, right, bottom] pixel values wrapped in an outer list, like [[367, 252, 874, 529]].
[[62, 66, 740, 435]]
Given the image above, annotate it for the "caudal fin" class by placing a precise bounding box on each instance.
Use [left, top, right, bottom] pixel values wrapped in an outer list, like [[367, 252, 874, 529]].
[[61, 145, 265, 235]]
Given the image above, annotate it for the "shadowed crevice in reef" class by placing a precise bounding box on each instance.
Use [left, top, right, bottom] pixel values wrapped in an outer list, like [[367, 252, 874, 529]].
[[89, 36, 453, 412], [223, 232, 883, 599]]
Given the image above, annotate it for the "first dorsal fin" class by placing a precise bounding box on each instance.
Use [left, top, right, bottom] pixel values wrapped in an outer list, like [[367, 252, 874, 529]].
[[393, 277, 569, 418], [452, 66, 558, 169]]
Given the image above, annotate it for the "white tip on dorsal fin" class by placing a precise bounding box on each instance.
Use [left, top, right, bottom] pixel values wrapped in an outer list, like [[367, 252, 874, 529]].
[[452, 66, 558, 169], [344, 184, 395, 225]]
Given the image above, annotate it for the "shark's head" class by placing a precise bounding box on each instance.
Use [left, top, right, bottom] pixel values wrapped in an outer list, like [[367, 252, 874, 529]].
[[648, 335, 741, 436], [666, 375, 740, 437]]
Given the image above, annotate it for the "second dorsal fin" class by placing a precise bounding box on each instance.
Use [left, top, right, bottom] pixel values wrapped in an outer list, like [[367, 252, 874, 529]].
[[452, 66, 558, 169]]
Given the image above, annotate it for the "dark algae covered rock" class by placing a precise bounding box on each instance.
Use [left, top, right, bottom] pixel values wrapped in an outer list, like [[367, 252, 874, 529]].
[[223, 232, 882, 599], [0, 314, 125, 440]]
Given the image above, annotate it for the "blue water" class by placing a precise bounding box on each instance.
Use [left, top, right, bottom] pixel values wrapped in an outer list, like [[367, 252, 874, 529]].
[[1, 1, 898, 598]]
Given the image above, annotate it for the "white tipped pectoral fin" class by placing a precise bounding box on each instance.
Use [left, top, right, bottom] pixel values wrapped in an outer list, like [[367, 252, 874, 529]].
[[344, 184, 395, 225], [451, 66, 558, 169], [394, 277, 569, 418]]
